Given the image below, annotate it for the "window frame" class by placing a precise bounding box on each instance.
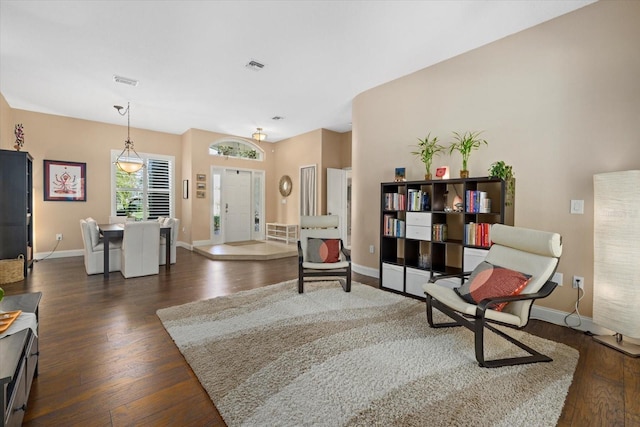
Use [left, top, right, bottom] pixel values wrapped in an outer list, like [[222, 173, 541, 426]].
[[209, 138, 264, 160]]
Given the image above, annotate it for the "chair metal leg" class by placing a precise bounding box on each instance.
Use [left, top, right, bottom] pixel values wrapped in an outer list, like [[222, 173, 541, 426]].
[[425, 294, 463, 329], [475, 321, 552, 368], [298, 266, 304, 293]]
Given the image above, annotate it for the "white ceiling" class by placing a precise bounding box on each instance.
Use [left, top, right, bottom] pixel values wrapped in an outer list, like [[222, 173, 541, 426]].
[[0, 1, 594, 142]]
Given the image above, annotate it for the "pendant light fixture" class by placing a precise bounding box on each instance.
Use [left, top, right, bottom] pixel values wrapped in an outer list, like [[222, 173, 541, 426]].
[[114, 102, 144, 173], [252, 127, 267, 141]]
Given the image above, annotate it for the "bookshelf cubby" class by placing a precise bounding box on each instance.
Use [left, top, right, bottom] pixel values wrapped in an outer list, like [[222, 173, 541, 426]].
[[379, 177, 514, 298]]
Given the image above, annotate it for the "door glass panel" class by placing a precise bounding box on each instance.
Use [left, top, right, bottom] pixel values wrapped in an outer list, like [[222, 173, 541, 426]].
[[213, 172, 221, 236], [254, 173, 262, 234]]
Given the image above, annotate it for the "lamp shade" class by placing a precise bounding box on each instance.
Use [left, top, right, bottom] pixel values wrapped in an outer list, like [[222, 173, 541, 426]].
[[593, 170, 640, 340], [116, 158, 144, 173], [252, 128, 266, 141]]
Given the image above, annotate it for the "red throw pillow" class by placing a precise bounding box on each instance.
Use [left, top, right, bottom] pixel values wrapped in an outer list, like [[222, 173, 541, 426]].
[[455, 261, 531, 311], [307, 238, 341, 263]]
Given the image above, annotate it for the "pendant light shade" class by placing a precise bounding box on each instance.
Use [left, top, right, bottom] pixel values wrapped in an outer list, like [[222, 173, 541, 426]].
[[252, 127, 267, 141], [114, 102, 144, 174]]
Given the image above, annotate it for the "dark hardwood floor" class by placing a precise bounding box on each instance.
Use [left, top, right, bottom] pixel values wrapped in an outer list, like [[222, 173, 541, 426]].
[[2, 248, 638, 426]]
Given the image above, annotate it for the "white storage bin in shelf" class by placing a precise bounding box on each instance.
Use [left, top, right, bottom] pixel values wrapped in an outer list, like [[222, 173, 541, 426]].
[[463, 248, 489, 272], [382, 263, 404, 292], [406, 225, 431, 241], [406, 267, 431, 297], [406, 212, 432, 226]]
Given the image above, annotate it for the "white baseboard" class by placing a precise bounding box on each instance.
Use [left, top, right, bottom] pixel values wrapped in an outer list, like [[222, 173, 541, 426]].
[[193, 239, 213, 247], [530, 305, 612, 335], [34, 249, 83, 260], [35, 240, 192, 260], [177, 241, 192, 251], [353, 263, 379, 278]]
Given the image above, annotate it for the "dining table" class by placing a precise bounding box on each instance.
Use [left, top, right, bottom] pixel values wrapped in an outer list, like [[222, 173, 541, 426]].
[[98, 223, 172, 279]]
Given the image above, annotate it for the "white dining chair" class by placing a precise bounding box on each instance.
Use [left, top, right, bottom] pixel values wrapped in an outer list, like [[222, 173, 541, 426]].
[[120, 221, 161, 278]]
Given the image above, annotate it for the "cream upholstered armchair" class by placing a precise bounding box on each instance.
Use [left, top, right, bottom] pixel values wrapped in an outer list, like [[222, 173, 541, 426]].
[[120, 221, 161, 278], [79, 218, 121, 275], [424, 224, 562, 368], [298, 215, 351, 293], [159, 217, 179, 265]]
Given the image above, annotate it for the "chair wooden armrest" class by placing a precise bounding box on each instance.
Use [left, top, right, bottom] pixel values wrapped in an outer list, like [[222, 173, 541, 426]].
[[476, 280, 558, 315]]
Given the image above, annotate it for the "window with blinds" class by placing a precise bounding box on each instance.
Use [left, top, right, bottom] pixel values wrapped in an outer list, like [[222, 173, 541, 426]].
[[112, 152, 174, 220]]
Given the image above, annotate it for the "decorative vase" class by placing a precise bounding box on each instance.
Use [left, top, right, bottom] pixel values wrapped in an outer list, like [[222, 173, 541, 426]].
[[460, 170, 469, 178], [425, 173, 432, 180], [14, 144, 21, 151]]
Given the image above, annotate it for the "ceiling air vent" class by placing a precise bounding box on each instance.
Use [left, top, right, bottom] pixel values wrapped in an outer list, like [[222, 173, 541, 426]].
[[272, 116, 284, 120], [113, 75, 139, 87], [245, 60, 265, 71]]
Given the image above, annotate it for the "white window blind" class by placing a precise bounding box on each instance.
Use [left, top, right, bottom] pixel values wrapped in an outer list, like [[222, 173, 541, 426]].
[[112, 151, 174, 219]]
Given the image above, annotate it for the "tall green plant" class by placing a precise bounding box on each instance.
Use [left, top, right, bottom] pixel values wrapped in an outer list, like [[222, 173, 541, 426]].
[[449, 131, 488, 172], [412, 133, 446, 177], [488, 160, 515, 206]]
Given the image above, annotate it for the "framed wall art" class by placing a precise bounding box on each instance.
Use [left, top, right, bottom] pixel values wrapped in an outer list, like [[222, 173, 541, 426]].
[[44, 159, 86, 201], [196, 173, 206, 182]]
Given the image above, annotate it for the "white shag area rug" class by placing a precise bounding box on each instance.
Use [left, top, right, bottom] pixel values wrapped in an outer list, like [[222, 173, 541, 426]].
[[157, 280, 579, 427]]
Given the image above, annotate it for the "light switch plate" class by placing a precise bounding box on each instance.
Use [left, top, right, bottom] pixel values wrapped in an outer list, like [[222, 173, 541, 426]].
[[570, 199, 584, 214]]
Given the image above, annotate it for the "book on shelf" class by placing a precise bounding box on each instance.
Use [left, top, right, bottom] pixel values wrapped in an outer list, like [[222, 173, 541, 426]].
[[384, 192, 406, 211], [465, 190, 492, 213], [383, 214, 405, 237], [406, 189, 431, 211], [464, 222, 492, 247], [432, 223, 447, 242]]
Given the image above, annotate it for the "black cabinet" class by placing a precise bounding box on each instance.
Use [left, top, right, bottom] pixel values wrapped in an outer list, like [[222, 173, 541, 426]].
[[380, 177, 514, 298], [0, 150, 34, 276]]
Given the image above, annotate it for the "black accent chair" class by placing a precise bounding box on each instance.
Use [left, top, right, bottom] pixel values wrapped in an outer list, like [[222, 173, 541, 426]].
[[297, 215, 351, 294], [424, 224, 562, 368]]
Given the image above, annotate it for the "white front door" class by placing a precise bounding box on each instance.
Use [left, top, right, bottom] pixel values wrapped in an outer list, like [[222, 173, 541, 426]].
[[225, 170, 252, 242]]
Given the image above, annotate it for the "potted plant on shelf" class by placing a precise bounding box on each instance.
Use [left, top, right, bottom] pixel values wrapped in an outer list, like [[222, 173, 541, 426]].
[[412, 133, 446, 180], [488, 160, 515, 206], [449, 131, 488, 178]]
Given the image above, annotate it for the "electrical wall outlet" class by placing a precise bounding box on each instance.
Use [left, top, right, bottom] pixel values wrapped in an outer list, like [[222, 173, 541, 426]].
[[369, 245, 375, 254], [56, 233, 63, 241], [572, 275, 584, 289], [570, 199, 584, 214]]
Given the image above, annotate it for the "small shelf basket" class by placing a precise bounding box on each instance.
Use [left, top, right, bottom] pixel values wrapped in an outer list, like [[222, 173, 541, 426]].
[[0, 254, 25, 284]]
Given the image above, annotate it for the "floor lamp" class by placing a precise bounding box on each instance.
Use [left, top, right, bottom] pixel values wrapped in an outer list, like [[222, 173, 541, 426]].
[[593, 170, 640, 357]]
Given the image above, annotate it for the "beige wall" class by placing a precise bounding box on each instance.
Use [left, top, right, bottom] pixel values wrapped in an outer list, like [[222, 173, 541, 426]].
[[0, 93, 13, 148], [271, 129, 322, 224], [269, 128, 351, 223], [340, 131, 352, 168], [352, 0, 640, 316], [4, 109, 183, 254]]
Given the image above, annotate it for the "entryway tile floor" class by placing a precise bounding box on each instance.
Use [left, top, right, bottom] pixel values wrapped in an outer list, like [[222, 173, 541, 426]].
[[194, 240, 297, 261]]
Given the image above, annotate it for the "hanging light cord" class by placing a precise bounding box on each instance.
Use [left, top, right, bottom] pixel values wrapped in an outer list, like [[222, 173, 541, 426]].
[[563, 286, 584, 328]]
